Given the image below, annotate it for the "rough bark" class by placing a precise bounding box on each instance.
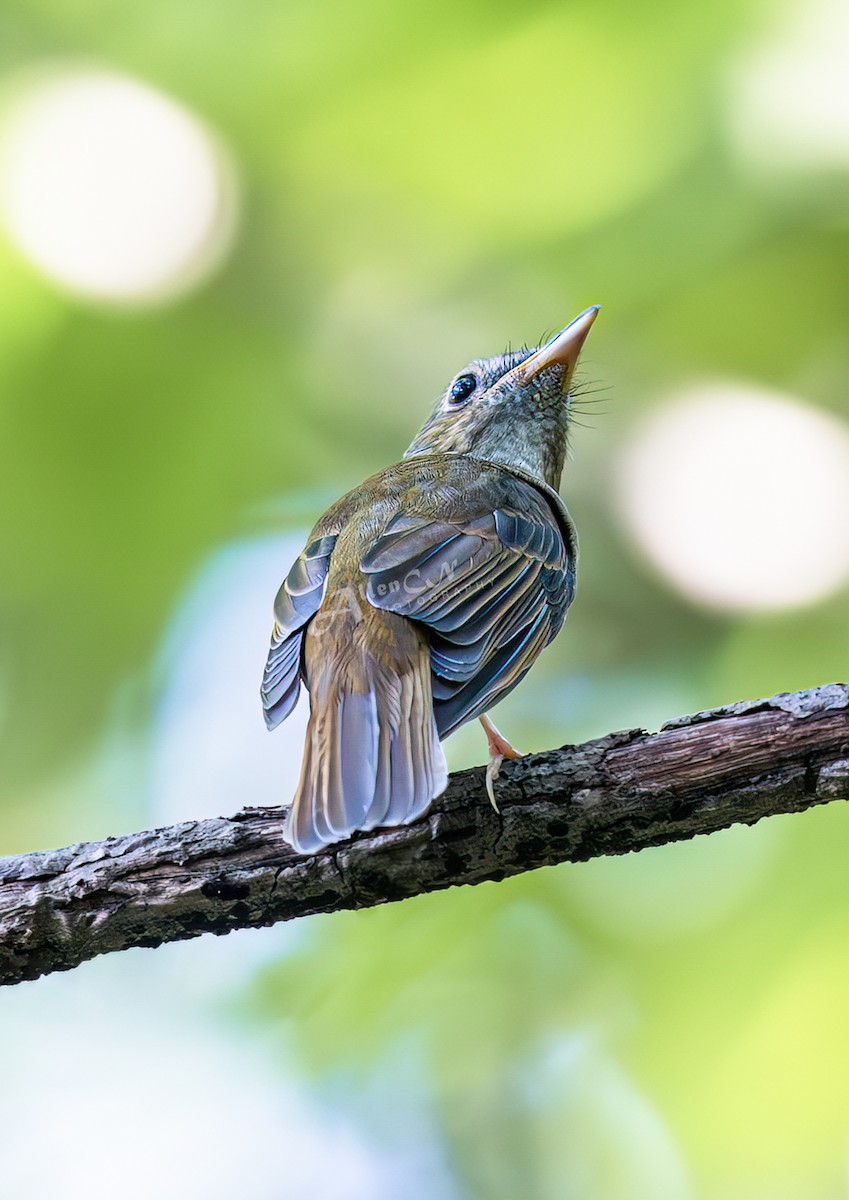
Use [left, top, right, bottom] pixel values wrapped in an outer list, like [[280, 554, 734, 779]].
[[1, 683, 848, 987]]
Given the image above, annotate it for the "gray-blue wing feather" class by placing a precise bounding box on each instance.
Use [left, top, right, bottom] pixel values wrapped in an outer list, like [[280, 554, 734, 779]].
[[261, 534, 336, 729], [361, 481, 574, 738]]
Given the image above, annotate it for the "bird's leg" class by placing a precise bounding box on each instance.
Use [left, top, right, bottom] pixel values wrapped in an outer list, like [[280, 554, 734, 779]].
[[479, 714, 524, 813]]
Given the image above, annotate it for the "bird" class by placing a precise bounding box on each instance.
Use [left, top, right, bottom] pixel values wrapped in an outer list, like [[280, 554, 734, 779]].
[[261, 305, 600, 854]]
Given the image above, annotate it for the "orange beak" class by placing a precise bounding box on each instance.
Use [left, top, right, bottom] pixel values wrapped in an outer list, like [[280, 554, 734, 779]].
[[518, 305, 600, 384]]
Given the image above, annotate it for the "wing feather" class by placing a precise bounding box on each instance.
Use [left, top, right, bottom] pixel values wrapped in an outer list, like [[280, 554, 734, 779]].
[[260, 534, 337, 729], [362, 477, 575, 739]]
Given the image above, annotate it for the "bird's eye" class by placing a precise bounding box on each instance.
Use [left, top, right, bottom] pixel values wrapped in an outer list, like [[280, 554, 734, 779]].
[[448, 374, 477, 405]]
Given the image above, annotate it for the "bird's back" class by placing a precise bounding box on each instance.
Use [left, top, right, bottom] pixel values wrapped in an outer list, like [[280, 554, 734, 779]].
[[263, 454, 575, 853]]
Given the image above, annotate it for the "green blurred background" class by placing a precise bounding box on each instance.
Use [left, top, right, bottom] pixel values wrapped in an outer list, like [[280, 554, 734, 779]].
[[1, 0, 849, 1196]]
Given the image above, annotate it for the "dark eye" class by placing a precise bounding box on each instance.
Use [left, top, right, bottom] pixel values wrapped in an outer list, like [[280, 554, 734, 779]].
[[449, 374, 477, 405]]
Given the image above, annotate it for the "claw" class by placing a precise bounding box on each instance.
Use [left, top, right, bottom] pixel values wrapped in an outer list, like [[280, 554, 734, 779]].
[[479, 715, 523, 813], [485, 755, 504, 812]]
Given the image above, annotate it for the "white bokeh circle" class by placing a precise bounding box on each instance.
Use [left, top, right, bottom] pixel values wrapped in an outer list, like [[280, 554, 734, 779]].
[[617, 384, 849, 612], [728, 0, 849, 173], [0, 67, 238, 303]]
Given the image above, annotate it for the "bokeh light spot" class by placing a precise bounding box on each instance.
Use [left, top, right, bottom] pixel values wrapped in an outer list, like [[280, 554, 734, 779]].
[[0, 67, 238, 304], [728, 0, 849, 173], [616, 385, 849, 612]]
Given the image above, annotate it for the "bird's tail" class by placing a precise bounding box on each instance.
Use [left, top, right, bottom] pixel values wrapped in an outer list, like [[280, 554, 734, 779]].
[[284, 647, 448, 855]]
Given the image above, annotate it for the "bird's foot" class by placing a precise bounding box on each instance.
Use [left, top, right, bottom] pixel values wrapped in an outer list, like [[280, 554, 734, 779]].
[[479, 715, 523, 813]]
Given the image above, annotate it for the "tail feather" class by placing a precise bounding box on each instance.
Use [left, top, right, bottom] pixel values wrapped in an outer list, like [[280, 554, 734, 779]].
[[284, 655, 448, 855], [332, 690, 379, 831], [385, 669, 430, 826]]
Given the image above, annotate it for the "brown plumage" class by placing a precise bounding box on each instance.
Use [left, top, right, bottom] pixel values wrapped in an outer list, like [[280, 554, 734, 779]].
[[262, 307, 600, 854]]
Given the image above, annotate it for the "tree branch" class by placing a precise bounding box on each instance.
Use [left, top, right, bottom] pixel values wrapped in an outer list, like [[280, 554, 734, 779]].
[[1, 683, 848, 987]]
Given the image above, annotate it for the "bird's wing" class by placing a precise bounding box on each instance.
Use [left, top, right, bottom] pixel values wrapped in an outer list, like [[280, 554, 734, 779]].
[[361, 476, 574, 738], [261, 534, 337, 729]]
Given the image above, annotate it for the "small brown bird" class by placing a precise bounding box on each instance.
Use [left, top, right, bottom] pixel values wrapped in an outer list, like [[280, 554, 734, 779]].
[[262, 306, 599, 853]]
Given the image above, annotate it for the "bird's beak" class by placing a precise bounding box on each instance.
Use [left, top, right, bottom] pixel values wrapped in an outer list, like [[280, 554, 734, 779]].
[[518, 305, 600, 385]]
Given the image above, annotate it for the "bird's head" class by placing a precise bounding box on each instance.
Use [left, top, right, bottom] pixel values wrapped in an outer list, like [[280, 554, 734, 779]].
[[404, 305, 599, 489]]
